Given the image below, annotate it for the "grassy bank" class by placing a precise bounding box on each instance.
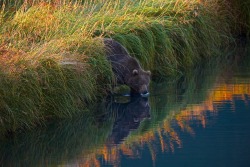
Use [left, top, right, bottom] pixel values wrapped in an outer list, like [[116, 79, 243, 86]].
[[0, 0, 239, 135], [231, 0, 250, 36], [0, 51, 240, 166], [0, 55, 229, 166]]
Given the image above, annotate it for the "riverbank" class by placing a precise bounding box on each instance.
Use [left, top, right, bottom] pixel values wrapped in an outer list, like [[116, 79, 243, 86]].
[[0, 0, 246, 136], [1, 43, 250, 166]]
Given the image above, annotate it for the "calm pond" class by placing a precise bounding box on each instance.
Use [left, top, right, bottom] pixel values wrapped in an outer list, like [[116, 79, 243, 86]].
[[1, 44, 250, 167]]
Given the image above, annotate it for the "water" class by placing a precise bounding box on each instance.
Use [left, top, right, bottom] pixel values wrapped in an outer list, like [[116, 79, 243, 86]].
[[1, 46, 250, 167]]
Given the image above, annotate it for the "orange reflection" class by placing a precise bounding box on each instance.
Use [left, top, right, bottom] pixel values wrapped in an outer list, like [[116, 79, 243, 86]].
[[72, 81, 250, 167]]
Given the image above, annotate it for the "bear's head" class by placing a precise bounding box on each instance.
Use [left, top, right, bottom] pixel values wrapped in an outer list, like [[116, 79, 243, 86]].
[[127, 69, 151, 96]]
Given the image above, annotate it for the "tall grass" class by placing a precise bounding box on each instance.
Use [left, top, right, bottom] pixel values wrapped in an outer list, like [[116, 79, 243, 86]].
[[230, 0, 250, 36], [0, 0, 237, 135], [0, 52, 235, 166]]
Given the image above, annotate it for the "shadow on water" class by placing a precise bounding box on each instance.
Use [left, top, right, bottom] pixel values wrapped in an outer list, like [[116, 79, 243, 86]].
[[98, 95, 151, 145], [0, 42, 250, 166]]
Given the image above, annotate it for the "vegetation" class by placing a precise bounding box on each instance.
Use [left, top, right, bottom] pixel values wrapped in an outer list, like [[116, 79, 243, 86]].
[[1, 51, 249, 166], [230, 0, 250, 36], [0, 0, 246, 135]]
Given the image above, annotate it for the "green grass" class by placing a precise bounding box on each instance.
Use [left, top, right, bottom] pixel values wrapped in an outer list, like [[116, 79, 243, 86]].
[[0, 48, 245, 166], [230, 0, 250, 36], [0, 0, 243, 135]]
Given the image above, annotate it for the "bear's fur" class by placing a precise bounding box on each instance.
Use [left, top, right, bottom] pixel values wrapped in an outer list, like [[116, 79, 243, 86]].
[[104, 38, 151, 95]]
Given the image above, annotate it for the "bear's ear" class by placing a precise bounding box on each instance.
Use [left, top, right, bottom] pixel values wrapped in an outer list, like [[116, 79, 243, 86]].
[[146, 71, 151, 76], [133, 69, 139, 75]]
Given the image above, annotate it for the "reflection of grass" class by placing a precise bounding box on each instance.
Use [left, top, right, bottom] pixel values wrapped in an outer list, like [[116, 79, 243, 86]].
[[0, 51, 249, 166], [93, 61, 250, 167], [0, 112, 113, 167], [72, 58, 223, 166], [0, 58, 222, 166], [0, 0, 238, 134], [121, 44, 249, 138], [135, 57, 225, 134]]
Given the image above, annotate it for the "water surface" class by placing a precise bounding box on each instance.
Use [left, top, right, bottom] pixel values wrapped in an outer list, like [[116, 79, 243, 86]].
[[1, 46, 250, 167]]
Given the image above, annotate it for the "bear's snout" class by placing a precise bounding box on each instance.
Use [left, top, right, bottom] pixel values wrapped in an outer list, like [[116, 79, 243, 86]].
[[141, 90, 149, 95], [140, 84, 149, 96]]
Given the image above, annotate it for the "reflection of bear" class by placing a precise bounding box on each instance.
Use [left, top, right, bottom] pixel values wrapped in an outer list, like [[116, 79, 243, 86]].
[[104, 38, 151, 96], [102, 96, 151, 145]]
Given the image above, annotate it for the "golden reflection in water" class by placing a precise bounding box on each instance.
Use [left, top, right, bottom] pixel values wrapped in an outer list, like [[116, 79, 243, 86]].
[[70, 81, 250, 167]]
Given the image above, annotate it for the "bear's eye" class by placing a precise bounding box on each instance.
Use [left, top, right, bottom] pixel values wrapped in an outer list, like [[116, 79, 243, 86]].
[[132, 69, 139, 75]]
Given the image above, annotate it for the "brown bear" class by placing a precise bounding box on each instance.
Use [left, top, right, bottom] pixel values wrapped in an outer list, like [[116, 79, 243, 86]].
[[104, 38, 151, 96]]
